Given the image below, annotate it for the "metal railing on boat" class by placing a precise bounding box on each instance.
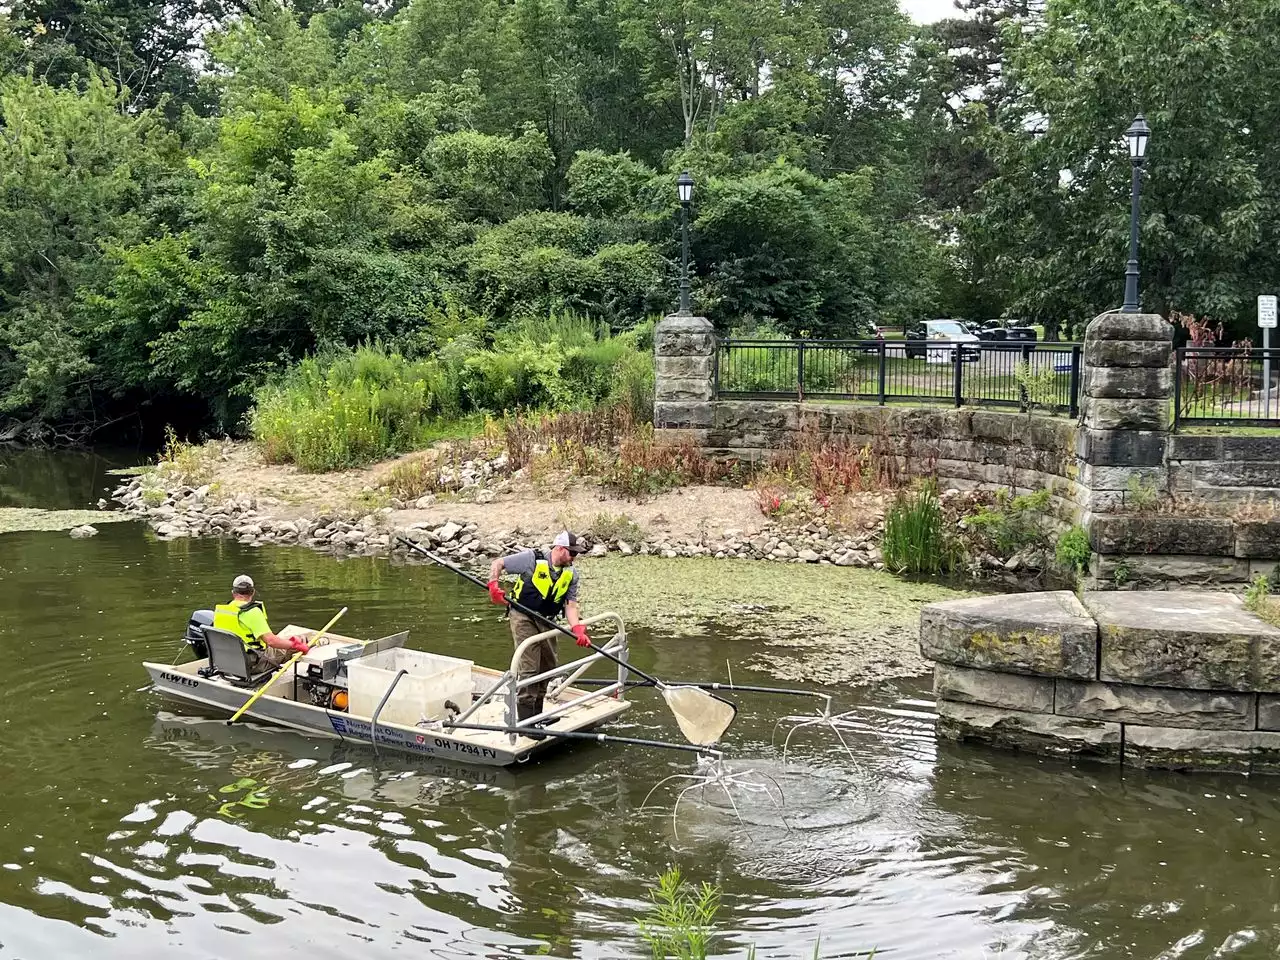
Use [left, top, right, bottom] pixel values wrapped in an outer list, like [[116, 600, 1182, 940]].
[[442, 612, 629, 745]]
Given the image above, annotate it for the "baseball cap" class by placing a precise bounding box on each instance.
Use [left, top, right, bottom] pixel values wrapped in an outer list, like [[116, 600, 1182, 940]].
[[553, 531, 587, 554], [232, 574, 255, 592]]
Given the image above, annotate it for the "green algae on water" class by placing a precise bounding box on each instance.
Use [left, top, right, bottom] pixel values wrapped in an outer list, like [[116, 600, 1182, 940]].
[[0, 507, 131, 534], [576, 555, 977, 687]]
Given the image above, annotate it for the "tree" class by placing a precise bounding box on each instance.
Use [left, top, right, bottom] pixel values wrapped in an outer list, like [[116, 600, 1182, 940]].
[[977, 0, 1280, 338], [0, 72, 187, 427]]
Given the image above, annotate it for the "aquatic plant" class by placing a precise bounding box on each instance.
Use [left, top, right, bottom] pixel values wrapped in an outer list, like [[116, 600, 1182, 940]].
[[638, 867, 720, 960], [881, 484, 959, 576], [636, 868, 875, 959]]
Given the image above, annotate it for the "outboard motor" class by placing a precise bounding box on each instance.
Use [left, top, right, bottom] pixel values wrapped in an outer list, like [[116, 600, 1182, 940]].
[[185, 609, 214, 659]]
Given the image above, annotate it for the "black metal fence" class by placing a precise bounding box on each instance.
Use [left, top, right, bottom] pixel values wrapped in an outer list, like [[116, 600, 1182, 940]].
[[1175, 346, 1280, 427], [716, 338, 1083, 416]]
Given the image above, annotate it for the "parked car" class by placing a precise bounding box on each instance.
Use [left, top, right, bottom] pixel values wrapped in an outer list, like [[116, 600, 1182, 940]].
[[905, 319, 981, 361], [975, 320, 1038, 344]]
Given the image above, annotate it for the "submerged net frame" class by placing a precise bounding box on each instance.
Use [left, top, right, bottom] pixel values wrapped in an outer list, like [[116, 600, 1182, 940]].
[[640, 753, 790, 843]]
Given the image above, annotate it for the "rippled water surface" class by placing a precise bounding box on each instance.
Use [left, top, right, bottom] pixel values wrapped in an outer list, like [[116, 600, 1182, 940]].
[[2, 448, 1280, 959]]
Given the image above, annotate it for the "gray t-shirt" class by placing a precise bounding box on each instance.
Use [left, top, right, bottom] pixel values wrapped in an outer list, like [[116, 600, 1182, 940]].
[[502, 549, 579, 603]]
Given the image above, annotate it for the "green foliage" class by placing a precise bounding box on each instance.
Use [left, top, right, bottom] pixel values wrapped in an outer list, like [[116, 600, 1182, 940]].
[[1014, 360, 1064, 413], [1247, 572, 1280, 627], [156, 425, 217, 487], [978, 0, 1280, 334], [882, 484, 960, 576], [1112, 559, 1131, 588], [637, 867, 720, 960], [1126, 474, 1161, 512], [17, 0, 1280, 435], [962, 488, 1053, 558], [1054, 524, 1092, 576], [1246, 573, 1271, 611], [251, 347, 465, 471], [0, 72, 187, 424], [0, 0, 943, 436], [250, 319, 654, 471]]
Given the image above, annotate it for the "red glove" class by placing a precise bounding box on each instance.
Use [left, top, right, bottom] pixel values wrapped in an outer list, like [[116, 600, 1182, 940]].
[[487, 580, 507, 606], [572, 624, 591, 648], [289, 638, 311, 654]]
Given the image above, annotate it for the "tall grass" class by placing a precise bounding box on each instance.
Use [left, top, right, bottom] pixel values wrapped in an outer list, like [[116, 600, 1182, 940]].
[[251, 349, 466, 471], [250, 313, 656, 472], [882, 484, 958, 576]]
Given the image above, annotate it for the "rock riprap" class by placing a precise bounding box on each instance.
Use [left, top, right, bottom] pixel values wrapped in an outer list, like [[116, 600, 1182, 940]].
[[920, 589, 1280, 773], [107, 471, 895, 569]]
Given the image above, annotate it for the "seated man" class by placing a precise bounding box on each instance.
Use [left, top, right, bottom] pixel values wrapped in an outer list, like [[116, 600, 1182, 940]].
[[213, 574, 309, 670]]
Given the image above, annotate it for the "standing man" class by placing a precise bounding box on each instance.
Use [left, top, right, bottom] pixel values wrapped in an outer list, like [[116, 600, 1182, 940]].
[[213, 575, 310, 670], [487, 531, 590, 728]]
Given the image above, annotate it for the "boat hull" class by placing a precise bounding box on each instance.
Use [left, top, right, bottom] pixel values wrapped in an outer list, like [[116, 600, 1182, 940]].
[[143, 659, 629, 767]]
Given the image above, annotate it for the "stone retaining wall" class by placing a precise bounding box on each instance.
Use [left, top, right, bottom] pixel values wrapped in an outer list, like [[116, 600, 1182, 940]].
[[707, 403, 1084, 522], [921, 590, 1280, 772], [653, 310, 1280, 586]]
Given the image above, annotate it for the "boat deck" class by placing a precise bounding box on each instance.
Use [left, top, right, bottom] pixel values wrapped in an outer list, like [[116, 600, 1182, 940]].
[[145, 621, 632, 766]]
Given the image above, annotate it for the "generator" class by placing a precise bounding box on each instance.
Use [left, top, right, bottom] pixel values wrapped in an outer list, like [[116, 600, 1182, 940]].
[[298, 648, 354, 711]]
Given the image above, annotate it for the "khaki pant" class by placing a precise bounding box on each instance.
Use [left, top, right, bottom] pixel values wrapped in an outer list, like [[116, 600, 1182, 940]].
[[510, 611, 557, 708], [248, 645, 290, 671]]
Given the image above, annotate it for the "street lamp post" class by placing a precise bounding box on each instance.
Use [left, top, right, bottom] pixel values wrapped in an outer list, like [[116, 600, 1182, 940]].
[[1121, 114, 1151, 313], [677, 170, 694, 315]]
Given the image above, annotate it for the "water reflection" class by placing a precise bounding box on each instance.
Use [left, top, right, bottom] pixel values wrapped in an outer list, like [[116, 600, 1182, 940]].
[[7, 449, 1280, 959]]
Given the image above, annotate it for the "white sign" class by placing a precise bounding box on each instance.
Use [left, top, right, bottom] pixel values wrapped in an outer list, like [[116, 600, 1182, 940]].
[[1259, 295, 1277, 329]]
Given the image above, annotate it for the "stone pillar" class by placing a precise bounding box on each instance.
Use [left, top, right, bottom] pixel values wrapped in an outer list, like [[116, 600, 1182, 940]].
[[653, 313, 715, 442], [1076, 311, 1174, 519]]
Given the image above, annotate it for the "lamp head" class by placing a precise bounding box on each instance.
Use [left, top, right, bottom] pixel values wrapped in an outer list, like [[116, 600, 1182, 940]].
[[677, 169, 694, 205], [1125, 114, 1150, 162]]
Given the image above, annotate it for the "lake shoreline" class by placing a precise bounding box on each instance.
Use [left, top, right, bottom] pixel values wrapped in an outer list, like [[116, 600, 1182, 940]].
[[102, 446, 990, 687], [106, 440, 898, 571]]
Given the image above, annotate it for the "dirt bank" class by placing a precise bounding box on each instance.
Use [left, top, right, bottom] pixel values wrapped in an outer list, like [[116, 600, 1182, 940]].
[[191, 442, 775, 544]]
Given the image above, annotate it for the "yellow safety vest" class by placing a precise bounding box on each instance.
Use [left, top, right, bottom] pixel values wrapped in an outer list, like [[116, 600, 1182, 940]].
[[213, 600, 270, 650], [512, 555, 574, 619]]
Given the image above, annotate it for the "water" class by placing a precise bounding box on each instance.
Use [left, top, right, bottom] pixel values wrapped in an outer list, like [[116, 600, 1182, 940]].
[[1, 448, 1279, 959]]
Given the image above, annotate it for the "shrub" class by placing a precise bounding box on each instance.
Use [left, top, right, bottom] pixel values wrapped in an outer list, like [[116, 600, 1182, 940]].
[[580, 511, 645, 544], [1054, 524, 1092, 576], [251, 347, 464, 471], [248, 315, 654, 472], [962, 488, 1053, 558], [156, 425, 217, 486], [385, 456, 439, 501], [605, 424, 737, 497], [882, 484, 959, 576]]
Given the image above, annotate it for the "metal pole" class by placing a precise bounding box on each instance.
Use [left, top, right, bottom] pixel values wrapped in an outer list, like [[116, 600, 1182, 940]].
[[1265, 328, 1273, 420], [1122, 161, 1142, 312], [1172, 345, 1182, 430], [1068, 344, 1082, 419], [679, 201, 691, 315]]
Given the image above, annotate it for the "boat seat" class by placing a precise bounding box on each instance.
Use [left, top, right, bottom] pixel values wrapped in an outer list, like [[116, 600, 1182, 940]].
[[202, 626, 274, 687]]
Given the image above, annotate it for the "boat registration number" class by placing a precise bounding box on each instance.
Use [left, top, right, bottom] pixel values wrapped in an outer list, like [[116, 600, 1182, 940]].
[[329, 715, 499, 760]]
